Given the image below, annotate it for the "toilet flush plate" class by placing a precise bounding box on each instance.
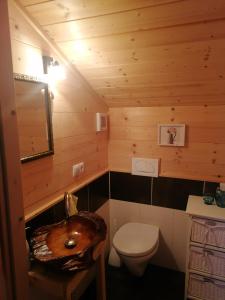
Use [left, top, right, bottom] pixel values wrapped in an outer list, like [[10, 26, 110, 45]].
[[132, 158, 159, 177]]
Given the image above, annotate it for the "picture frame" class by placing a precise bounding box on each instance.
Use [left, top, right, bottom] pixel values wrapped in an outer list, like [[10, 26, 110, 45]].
[[158, 124, 185, 146]]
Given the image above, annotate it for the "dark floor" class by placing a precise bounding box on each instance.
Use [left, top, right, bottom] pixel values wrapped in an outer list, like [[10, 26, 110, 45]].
[[80, 264, 185, 300]]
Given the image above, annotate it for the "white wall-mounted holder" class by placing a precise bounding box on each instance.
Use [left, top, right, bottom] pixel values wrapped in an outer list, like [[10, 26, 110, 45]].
[[158, 124, 185, 146], [132, 157, 159, 177], [96, 112, 108, 132]]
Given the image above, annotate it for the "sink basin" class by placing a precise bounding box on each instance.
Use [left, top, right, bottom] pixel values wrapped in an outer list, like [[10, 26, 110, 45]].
[[30, 211, 107, 271]]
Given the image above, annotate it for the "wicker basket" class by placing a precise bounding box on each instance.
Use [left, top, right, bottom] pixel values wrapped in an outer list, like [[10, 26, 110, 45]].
[[188, 273, 225, 300], [191, 218, 225, 249], [189, 245, 225, 278]]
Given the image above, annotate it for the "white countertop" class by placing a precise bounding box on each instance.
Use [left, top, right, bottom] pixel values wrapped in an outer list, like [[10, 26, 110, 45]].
[[186, 195, 225, 222]]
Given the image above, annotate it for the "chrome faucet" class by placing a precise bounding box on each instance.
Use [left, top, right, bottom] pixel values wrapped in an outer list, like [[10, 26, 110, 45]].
[[64, 192, 79, 249], [64, 192, 78, 219]]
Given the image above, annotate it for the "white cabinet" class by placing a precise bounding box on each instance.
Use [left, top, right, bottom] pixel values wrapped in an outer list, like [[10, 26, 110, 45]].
[[186, 196, 225, 300]]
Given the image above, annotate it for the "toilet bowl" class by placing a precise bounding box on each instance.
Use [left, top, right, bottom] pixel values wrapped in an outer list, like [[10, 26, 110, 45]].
[[109, 222, 159, 277]]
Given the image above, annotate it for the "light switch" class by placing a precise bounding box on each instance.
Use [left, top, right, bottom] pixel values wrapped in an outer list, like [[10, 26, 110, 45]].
[[132, 158, 159, 177]]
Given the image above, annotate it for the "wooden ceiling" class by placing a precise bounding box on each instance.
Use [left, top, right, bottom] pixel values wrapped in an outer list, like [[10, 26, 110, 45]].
[[17, 0, 225, 107]]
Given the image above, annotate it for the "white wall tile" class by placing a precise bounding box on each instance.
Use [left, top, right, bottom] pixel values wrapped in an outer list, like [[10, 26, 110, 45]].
[[108, 199, 188, 272], [109, 199, 141, 245], [171, 209, 189, 272], [139, 203, 152, 224], [150, 205, 175, 270], [96, 200, 110, 255]]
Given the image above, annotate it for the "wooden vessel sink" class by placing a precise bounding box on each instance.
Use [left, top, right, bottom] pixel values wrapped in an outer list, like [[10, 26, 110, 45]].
[[30, 211, 107, 271]]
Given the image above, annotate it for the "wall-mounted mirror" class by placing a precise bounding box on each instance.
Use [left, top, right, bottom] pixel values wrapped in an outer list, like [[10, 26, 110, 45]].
[[14, 73, 54, 163]]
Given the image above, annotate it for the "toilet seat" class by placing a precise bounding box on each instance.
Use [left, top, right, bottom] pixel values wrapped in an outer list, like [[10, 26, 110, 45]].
[[113, 222, 159, 257]]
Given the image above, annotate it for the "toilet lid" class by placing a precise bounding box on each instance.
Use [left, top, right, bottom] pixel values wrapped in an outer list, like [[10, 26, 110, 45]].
[[113, 223, 159, 257]]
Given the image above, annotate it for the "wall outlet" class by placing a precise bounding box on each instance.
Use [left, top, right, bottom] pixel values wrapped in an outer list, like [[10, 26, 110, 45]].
[[72, 162, 85, 177]]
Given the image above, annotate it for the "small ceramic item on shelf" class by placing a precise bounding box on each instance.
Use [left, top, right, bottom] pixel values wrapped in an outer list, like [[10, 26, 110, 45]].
[[203, 194, 214, 205]]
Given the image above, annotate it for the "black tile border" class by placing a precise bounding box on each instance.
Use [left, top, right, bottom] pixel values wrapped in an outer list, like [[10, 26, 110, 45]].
[[152, 177, 203, 211], [89, 172, 109, 212], [26, 172, 110, 233], [26, 170, 221, 234], [203, 181, 219, 196], [110, 171, 220, 211], [110, 171, 151, 205], [75, 185, 89, 211]]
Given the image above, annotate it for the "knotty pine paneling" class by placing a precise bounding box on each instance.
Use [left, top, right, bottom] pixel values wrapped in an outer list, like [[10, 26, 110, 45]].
[[22, 0, 183, 26], [24, 0, 225, 28], [45, 19, 225, 46], [9, 0, 108, 216], [16, 0, 225, 107], [109, 106, 225, 182], [60, 39, 225, 68]]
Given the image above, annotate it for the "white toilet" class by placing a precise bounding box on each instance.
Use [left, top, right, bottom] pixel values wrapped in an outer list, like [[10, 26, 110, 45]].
[[109, 222, 159, 277]]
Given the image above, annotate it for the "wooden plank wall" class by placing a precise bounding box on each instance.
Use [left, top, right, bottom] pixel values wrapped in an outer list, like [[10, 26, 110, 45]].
[[109, 106, 225, 182], [18, 0, 225, 107], [0, 1, 29, 298], [8, 0, 108, 217], [9, 0, 225, 202]]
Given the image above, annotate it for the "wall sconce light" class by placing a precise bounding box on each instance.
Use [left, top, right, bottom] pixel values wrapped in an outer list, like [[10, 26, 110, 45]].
[[42, 56, 66, 82], [43, 55, 53, 74]]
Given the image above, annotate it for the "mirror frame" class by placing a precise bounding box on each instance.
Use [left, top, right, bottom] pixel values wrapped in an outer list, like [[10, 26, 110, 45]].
[[14, 73, 54, 163]]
